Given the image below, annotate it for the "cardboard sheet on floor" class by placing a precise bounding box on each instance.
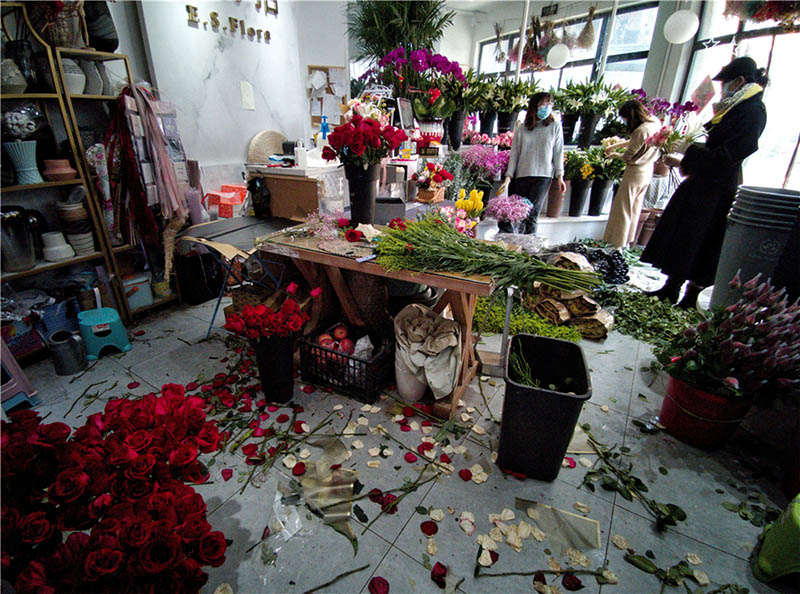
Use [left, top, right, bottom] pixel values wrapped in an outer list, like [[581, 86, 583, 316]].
[[515, 497, 601, 556], [566, 425, 594, 454]]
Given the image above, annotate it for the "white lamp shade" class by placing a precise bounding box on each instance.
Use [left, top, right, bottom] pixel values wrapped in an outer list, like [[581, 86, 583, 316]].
[[664, 10, 700, 44], [546, 43, 570, 69]]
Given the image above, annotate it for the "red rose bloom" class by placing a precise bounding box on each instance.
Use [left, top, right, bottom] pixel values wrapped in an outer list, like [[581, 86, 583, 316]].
[[321, 145, 337, 161], [196, 422, 220, 453], [15, 561, 52, 594], [84, 548, 124, 579], [125, 453, 156, 480], [49, 469, 90, 504], [177, 512, 212, 543], [20, 511, 55, 545], [197, 531, 227, 567], [35, 422, 71, 444], [369, 576, 390, 594], [431, 561, 448, 589], [123, 519, 154, 548], [138, 535, 182, 575], [432, 174, 443, 184], [168, 441, 198, 468], [345, 229, 364, 242], [381, 493, 399, 514]]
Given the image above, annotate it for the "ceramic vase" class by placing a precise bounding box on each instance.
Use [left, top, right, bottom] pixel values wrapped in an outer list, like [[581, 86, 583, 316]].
[[61, 58, 86, 95], [3, 141, 43, 185], [1, 58, 27, 94], [42, 159, 78, 182]]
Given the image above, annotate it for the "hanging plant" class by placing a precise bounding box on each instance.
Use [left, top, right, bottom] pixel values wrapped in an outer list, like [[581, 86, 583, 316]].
[[577, 6, 596, 49], [493, 23, 506, 63]]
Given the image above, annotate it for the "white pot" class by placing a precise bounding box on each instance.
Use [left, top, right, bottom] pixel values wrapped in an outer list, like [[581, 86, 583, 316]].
[[42, 231, 69, 249]]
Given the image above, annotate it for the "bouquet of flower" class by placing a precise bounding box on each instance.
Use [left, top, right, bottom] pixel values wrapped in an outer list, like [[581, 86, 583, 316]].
[[657, 273, 800, 404], [630, 88, 698, 122], [455, 188, 485, 218], [554, 78, 631, 116], [413, 162, 454, 190], [341, 95, 391, 127], [224, 288, 316, 340], [495, 130, 514, 149], [322, 112, 407, 169], [564, 150, 592, 181], [724, 1, 800, 29], [586, 146, 625, 181], [1, 391, 225, 594], [462, 144, 510, 181], [436, 205, 479, 236], [645, 124, 705, 158], [485, 193, 532, 223], [413, 87, 457, 120]]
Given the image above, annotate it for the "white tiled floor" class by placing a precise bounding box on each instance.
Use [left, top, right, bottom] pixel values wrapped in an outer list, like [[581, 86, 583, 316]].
[[16, 297, 795, 594]]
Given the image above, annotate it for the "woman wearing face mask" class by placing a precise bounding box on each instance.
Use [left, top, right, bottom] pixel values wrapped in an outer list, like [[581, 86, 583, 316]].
[[601, 100, 662, 248], [641, 57, 768, 308], [501, 92, 566, 234]]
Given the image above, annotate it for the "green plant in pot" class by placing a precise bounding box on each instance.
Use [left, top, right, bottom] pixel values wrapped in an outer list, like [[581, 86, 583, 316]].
[[442, 68, 476, 150], [656, 273, 800, 449], [564, 149, 593, 216], [495, 77, 533, 133], [585, 146, 624, 216], [475, 76, 500, 135]]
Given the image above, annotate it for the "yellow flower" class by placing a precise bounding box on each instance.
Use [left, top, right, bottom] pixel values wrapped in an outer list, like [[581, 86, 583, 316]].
[[458, 188, 466, 200], [580, 164, 594, 180], [464, 200, 474, 211]]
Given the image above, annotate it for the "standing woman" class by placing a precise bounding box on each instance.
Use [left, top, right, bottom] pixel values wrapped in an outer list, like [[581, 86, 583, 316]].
[[642, 57, 768, 308], [601, 100, 661, 247], [503, 92, 566, 234]]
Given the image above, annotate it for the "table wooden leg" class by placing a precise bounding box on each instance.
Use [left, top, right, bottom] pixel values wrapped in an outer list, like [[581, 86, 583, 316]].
[[323, 265, 366, 327], [293, 260, 335, 335]]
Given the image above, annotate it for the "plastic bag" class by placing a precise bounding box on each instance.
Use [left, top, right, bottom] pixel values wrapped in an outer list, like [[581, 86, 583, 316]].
[[2, 102, 45, 139], [493, 232, 549, 255]]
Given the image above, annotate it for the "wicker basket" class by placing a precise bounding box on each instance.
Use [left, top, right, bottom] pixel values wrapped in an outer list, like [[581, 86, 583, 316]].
[[416, 187, 445, 204], [231, 284, 276, 311]]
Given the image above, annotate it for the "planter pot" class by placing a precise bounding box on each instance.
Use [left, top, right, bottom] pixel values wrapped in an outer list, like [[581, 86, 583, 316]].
[[253, 335, 296, 403], [562, 113, 580, 144], [659, 375, 751, 449], [418, 119, 444, 146], [576, 113, 601, 149], [568, 178, 592, 216], [42, 159, 77, 182], [1, 58, 27, 94], [497, 110, 519, 134], [546, 178, 563, 218], [61, 58, 86, 95], [588, 178, 613, 216], [447, 110, 466, 151], [498, 334, 591, 481], [344, 162, 381, 226], [3, 141, 43, 185], [479, 111, 497, 135]]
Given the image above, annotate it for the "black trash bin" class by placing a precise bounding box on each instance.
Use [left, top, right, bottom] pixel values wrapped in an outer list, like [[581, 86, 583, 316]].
[[497, 334, 592, 481]]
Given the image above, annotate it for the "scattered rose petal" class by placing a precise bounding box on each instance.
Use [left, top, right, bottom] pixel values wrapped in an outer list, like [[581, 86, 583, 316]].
[[268, 405, 280, 412], [185, 381, 199, 391], [404, 452, 418, 463], [478, 548, 493, 567], [276, 414, 289, 423], [461, 412, 472, 423], [292, 462, 306, 476], [426, 537, 437, 555], [562, 573, 584, 591], [381, 493, 399, 514], [298, 448, 311, 459], [517, 521, 532, 539], [578, 457, 593, 468], [460, 518, 476, 535], [500, 508, 515, 521], [460, 511, 475, 523], [600, 405, 610, 413], [368, 447, 381, 457], [282, 455, 297, 469], [611, 534, 629, 550], [357, 416, 369, 426], [127, 381, 140, 389], [440, 453, 451, 463], [567, 548, 590, 568], [368, 488, 384, 503], [241, 444, 258, 456], [471, 424, 486, 435], [686, 553, 702, 565], [293, 421, 308, 434], [403, 406, 415, 417], [221, 469, 233, 481], [367, 460, 381, 468], [476, 534, 498, 551], [533, 571, 548, 593], [430, 562, 448, 589], [491, 451, 498, 463], [429, 509, 444, 522], [693, 570, 710, 586], [599, 569, 618, 584], [133, 329, 146, 336], [302, 385, 316, 394], [368, 576, 389, 594], [420, 521, 438, 536], [573, 502, 591, 514], [352, 440, 364, 449], [383, 448, 393, 456], [409, 421, 420, 431], [458, 469, 472, 481], [259, 412, 270, 421], [333, 404, 343, 411], [253, 427, 266, 437], [421, 420, 432, 427], [489, 526, 504, 542], [330, 463, 342, 471], [454, 445, 467, 454], [344, 422, 358, 436], [361, 404, 373, 412], [531, 526, 546, 542], [563, 457, 577, 468], [506, 528, 523, 552], [400, 424, 411, 432], [547, 557, 562, 572]]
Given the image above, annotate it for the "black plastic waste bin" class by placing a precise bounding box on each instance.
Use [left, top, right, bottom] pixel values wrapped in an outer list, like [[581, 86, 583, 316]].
[[497, 334, 592, 481]]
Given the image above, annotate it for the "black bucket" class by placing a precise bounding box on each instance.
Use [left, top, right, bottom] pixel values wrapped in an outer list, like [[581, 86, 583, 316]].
[[497, 334, 592, 481]]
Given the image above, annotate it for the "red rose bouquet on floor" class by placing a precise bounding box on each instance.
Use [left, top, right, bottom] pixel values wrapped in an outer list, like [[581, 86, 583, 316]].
[[1, 385, 226, 594]]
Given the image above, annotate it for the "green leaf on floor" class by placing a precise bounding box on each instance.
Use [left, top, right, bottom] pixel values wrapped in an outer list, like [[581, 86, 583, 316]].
[[353, 504, 369, 523], [645, 549, 656, 559], [716, 488, 725, 494], [353, 480, 364, 495], [722, 501, 740, 513], [638, 393, 648, 401], [610, 397, 617, 403], [415, 506, 428, 515], [625, 554, 658, 574], [422, 553, 432, 570], [659, 466, 669, 475]]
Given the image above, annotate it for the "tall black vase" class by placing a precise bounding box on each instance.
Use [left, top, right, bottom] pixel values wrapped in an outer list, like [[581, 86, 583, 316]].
[[344, 162, 381, 226], [496, 110, 519, 133], [479, 111, 497, 135], [576, 113, 601, 149], [588, 178, 614, 216], [561, 113, 580, 144], [568, 178, 593, 216], [253, 335, 295, 403], [448, 110, 467, 151]]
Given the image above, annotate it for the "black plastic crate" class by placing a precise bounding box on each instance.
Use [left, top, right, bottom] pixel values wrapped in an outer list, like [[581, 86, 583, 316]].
[[299, 324, 395, 403]]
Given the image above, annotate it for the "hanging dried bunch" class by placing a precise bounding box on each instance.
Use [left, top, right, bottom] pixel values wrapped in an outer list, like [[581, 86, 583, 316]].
[[493, 23, 506, 63], [577, 6, 596, 49], [560, 21, 576, 49]]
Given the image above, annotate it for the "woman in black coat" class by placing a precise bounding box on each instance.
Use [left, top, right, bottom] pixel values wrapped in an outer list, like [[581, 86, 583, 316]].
[[641, 57, 768, 308]]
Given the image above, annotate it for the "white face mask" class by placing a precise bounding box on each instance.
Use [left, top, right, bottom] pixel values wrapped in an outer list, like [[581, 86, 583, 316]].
[[722, 79, 741, 98]]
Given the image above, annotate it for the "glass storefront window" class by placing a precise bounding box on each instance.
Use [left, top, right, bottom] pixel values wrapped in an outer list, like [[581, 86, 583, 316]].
[[699, 0, 740, 39], [604, 58, 647, 90], [608, 7, 658, 55], [683, 43, 734, 120]]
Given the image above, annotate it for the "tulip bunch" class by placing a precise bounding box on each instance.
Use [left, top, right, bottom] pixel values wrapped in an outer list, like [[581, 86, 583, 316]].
[[657, 273, 800, 403], [455, 188, 484, 218]]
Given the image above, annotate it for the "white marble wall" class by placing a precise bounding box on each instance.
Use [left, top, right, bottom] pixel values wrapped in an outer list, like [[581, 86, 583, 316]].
[[137, 0, 309, 166]]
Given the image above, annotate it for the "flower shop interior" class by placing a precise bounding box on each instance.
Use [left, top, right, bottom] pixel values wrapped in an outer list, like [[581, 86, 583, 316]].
[[2, 0, 800, 592]]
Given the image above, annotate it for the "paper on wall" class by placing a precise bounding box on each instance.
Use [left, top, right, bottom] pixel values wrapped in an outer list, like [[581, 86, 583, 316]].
[[240, 80, 256, 111], [322, 95, 342, 125]]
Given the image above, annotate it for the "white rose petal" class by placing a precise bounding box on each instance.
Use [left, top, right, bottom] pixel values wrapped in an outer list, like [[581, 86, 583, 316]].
[[478, 548, 494, 566], [392, 414, 404, 422], [282, 454, 297, 469], [454, 445, 467, 455], [357, 416, 369, 426], [361, 404, 373, 412], [476, 534, 498, 551], [600, 569, 618, 584], [472, 472, 489, 484], [421, 437, 435, 444], [422, 426, 433, 434], [496, 521, 511, 536], [579, 457, 594, 468], [430, 509, 445, 522], [500, 508, 515, 522], [472, 424, 486, 435], [442, 445, 455, 454], [567, 548, 590, 568], [467, 406, 476, 413], [491, 451, 498, 463], [367, 460, 381, 468], [547, 557, 562, 572], [460, 518, 476, 535], [352, 440, 364, 449], [333, 404, 344, 411], [480, 376, 490, 382], [531, 526, 546, 542], [488, 513, 500, 523], [526, 507, 539, 521], [447, 506, 455, 514], [686, 553, 702, 565], [410, 421, 420, 431], [611, 534, 629, 550], [368, 447, 381, 457], [461, 412, 472, 423], [693, 570, 710, 586], [460, 511, 475, 523], [439, 462, 455, 474], [370, 424, 386, 435], [507, 529, 523, 552], [383, 448, 393, 456], [301, 422, 310, 433], [518, 521, 532, 539], [426, 537, 438, 555], [469, 463, 485, 475], [298, 448, 311, 460], [343, 422, 358, 436], [489, 526, 504, 542], [600, 405, 610, 413], [370, 406, 381, 414], [355, 223, 381, 241], [573, 502, 591, 514]]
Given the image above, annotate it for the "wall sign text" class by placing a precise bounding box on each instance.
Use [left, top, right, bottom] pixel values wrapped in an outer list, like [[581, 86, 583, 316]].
[[186, 1, 277, 43]]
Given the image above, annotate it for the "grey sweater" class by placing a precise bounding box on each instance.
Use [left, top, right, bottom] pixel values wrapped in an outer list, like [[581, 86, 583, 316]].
[[506, 119, 565, 179]]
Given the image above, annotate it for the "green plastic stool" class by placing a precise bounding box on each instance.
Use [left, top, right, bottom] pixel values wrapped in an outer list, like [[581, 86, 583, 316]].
[[77, 308, 131, 361], [753, 494, 800, 582]]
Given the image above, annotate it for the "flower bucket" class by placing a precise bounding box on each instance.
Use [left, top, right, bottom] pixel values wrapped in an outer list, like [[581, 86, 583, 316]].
[[447, 110, 466, 151], [253, 335, 295, 403], [546, 179, 564, 218], [497, 110, 519, 134], [562, 113, 580, 144], [659, 375, 751, 449], [344, 162, 380, 226], [479, 111, 497, 135], [568, 178, 592, 216], [588, 178, 613, 216], [576, 113, 600, 149]]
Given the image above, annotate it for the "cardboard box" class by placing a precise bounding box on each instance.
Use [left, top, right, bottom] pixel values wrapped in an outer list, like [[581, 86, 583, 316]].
[[249, 173, 319, 220], [221, 184, 247, 202]]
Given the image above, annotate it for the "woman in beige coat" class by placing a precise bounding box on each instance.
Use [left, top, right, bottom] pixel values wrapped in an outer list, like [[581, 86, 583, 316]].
[[602, 100, 662, 248]]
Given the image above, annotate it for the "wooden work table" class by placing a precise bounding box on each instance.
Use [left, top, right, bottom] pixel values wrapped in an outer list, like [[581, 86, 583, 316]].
[[258, 227, 495, 418]]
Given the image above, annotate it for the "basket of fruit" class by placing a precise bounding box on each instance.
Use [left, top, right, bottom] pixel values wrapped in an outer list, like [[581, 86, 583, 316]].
[[299, 322, 395, 403]]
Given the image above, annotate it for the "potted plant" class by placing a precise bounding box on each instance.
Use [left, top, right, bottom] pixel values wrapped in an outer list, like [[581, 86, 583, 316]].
[[558, 77, 627, 148], [563, 150, 593, 216], [495, 78, 532, 133], [412, 88, 456, 145], [485, 192, 532, 233], [413, 161, 454, 204], [322, 97, 407, 225], [656, 273, 800, 449], [553, 85, 580, 144], [474, 77, 500, 135], [440, 68, 477, 150], [586, 146, 625, 216]]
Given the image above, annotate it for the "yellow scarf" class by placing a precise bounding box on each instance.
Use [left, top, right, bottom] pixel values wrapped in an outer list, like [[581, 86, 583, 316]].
[[710, 83, 762, 125]]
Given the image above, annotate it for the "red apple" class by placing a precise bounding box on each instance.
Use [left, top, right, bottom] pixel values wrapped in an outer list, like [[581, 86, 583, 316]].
[[333, 325, 348, 340], [317, 333, 334, 345], [339, 338, 355, 354]]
